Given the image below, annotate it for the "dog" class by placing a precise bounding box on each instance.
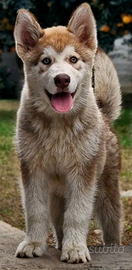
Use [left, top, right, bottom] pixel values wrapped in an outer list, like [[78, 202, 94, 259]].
[[14, 3, 122, 263]]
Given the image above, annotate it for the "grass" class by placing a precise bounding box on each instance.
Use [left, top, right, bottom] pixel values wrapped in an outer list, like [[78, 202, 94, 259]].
[[114, 109, 132, 148], [0, 100, 25, 229], [0, 100, 132, 245]]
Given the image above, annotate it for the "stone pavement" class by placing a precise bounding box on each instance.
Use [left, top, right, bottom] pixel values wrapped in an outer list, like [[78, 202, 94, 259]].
[[0, 221, 132, 270]]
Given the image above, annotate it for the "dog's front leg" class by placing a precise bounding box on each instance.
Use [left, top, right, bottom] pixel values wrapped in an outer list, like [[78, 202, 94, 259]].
[[15, 166, 49, 258], [61, 174, 96, 263]]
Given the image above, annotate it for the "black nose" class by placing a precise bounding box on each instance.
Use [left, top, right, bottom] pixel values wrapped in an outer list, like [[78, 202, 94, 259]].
[[54, 74, 70, 89]]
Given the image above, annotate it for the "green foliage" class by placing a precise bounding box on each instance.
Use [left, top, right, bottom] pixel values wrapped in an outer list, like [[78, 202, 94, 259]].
[[92, 0, 132, 52], [0, 0, 35, 52], [0, 0, 132, 53], [30, 0, 132, 52]]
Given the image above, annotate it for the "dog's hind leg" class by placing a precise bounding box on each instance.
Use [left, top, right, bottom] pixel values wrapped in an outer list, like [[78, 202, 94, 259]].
[[50, 194, 65, 249], [95, 177, 122, 245], [95, 134, 122, 245]]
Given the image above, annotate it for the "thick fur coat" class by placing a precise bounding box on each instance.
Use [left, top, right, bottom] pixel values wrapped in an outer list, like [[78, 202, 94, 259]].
[[14, 3, 122, 263]]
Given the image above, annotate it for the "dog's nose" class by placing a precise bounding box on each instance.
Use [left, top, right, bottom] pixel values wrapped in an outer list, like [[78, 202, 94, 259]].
[[54, 74, 70, 89]]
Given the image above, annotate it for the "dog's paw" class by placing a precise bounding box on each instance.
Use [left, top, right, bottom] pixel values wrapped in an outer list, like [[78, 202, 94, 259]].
[[15, 240, 46, 258], [61, 244, 91, 263]]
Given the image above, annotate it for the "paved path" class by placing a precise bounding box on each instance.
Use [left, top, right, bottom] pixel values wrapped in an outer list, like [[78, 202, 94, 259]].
[[110, 56, 132, 94], [109, 37, 132, 94], [121, 190, 132, 198], [0, 221, 132, 270]]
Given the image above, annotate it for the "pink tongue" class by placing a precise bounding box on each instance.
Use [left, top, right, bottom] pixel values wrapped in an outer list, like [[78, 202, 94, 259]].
[[51, 92, 73, 113]]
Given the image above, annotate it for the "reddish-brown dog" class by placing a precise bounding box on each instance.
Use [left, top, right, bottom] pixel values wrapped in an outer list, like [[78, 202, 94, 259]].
[[14, 3, 122, 263]]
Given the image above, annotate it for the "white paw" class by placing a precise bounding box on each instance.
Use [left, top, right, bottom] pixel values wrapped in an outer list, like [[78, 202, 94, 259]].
[[61, 244, 91, 263], [15, 240, 46, 258]]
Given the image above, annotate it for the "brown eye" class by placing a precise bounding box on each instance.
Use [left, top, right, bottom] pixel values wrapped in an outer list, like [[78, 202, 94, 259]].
[[70, 56, 78, 63], [42, 57, 51, 65]]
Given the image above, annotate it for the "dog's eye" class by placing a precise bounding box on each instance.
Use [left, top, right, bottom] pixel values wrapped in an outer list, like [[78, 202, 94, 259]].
[[42, 58, 51, 65], [70, 56, 78, 63]]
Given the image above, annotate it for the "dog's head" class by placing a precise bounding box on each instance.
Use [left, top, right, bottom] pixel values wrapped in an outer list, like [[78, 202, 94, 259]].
[[14, 3, 97, 115]]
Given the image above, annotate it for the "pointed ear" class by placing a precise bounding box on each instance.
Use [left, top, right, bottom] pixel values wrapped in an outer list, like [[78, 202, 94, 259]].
[[14, 9, 43, 58], [67, 3, 97, 52]]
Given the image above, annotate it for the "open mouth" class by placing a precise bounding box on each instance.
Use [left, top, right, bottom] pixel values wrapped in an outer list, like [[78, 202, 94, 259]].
[[45, 90, 76, 113]]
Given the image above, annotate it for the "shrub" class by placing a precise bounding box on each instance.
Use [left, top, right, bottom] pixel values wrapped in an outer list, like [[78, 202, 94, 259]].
[[0, 64, 17, 99]]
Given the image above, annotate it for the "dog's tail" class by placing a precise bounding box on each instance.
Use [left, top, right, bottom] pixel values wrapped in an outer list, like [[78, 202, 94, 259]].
[[94, 48, 121, 123]]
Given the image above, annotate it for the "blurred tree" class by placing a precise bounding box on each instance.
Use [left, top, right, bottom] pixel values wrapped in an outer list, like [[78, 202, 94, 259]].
[[0, 0, 35, 52], [0, 0, 132, 52], [92, 0, 132, 52]]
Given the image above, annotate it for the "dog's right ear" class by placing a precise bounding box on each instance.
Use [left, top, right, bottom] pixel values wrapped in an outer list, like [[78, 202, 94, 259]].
[[68, 3, 97, 52], [14, 9, 43, 59]]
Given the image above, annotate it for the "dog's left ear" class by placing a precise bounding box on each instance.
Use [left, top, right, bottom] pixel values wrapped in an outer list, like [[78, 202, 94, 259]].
[[14, 9, 43, 59], [67, 3, 97, 52]]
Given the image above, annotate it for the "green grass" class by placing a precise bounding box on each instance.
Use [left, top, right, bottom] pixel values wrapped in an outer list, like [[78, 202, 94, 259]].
[[114, 109, 132, 147], [0, 110, 16, 137], [0, 101, 17, 155], [0, 101, 17, 135], [0, 100, 23, 229], [0, 100, 132, 245]]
